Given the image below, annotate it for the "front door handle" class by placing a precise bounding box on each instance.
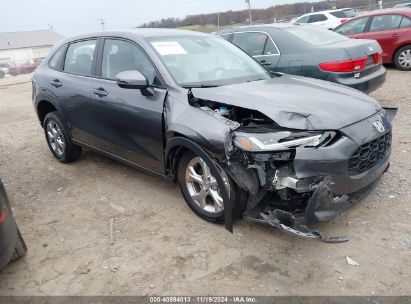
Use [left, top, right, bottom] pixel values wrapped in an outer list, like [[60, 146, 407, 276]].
[[92, 88, 108, 97], [50, 79, 62, 87], [392, 33, 400, 38], [259, 60, 271, 66]]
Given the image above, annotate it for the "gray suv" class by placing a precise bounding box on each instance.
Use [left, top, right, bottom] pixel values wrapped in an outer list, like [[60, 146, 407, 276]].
[[32, 29, 395, 241]]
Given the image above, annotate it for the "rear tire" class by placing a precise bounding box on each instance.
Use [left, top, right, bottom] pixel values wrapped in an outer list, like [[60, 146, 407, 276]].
[[10, 228, 27, 263], [177, 151, 246, 223], [0, 71, 4, 79], [44, 112, 81, 163], [394, 45, 411, 70]]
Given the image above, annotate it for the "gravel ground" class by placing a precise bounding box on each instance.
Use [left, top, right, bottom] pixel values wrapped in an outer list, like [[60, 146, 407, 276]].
[[0, 68, 410, 296]]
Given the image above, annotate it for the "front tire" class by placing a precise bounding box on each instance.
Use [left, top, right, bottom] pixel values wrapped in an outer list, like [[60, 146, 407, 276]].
[[394, 45, 411, 70], [177, 151, 246, 223], [44, 112, 81, 163]]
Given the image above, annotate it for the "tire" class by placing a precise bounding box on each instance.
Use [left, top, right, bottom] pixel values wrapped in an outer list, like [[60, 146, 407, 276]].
[[10, 228, 27, 263], [394, 45, 411, 71], [177, 151, 246, 223], [0, 71, 4, 79], [44, 112, 81, 163]]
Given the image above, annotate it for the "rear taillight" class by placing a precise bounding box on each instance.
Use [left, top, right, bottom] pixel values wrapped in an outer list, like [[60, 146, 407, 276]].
[[0, 209, 6, 224], [319, 57, 367, 73], [340, 18, 349, 23], [373, 52, 383, 64]]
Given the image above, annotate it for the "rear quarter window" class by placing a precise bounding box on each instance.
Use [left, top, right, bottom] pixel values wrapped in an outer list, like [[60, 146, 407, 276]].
[[48, 45, 67, 71], [400, 16, 411, 28]]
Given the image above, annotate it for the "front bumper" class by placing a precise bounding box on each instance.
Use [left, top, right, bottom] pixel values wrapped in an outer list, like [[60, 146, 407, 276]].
[[238, 110, 393, 233]]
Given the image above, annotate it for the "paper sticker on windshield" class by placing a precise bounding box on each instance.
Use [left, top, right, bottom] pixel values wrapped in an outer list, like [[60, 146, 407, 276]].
[[151, 41, 187, 56]]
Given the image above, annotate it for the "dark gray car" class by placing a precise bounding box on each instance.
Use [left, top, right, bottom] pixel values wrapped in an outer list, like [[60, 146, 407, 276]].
[[219, 23, 386, 93], [32, 29, 395, 241]]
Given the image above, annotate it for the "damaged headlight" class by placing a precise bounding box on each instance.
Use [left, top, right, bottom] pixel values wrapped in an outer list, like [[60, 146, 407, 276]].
[[233, 131, 335, 152]]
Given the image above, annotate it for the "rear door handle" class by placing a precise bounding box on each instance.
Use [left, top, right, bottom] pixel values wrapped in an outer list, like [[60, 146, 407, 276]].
[[392, 33, 400, 38], [50, 79, 62, 87], [92, 88, 108, 97], [259, 60, 271, 66]]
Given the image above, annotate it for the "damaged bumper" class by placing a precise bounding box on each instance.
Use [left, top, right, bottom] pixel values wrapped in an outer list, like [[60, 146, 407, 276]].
[[225, 110, 395, 240]]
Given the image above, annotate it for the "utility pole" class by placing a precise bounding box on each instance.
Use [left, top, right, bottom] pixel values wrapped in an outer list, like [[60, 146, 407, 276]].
[[217, 12, 220, 33], [99, 18, 106, 31], [245, 0, 252, 25]]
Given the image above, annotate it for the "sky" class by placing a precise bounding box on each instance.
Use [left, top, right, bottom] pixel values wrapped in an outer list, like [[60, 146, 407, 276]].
[[0, 0, 318, 36]]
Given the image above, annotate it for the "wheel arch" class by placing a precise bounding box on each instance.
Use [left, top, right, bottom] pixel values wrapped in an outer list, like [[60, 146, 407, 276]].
[[36, 99, 60, 126], [392, 43, 411, 62], [165, 136, 234, 232]]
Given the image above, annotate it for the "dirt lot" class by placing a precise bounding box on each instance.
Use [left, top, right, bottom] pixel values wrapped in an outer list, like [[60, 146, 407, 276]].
[[0, 69, 410, 296]]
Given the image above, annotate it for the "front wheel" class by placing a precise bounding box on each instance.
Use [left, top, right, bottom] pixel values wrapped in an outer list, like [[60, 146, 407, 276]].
[[394, 45, 411, 70], [177, 151, 246, 223], [44, 112, 81, 163]]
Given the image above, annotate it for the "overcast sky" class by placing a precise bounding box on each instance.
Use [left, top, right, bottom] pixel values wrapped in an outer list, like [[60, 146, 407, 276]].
[[1, 0, 318, 36]]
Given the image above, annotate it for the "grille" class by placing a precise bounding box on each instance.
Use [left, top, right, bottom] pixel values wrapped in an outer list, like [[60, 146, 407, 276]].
[[348, 131, 392, 176]]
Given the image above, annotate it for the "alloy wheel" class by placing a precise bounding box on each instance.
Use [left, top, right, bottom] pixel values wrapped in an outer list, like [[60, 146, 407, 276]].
[[185, 156, 229, 214], [46, 121, 66, 157]]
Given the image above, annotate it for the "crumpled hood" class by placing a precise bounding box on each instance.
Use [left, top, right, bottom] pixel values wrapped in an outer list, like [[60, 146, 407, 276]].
[[191, 75, 382, 130]]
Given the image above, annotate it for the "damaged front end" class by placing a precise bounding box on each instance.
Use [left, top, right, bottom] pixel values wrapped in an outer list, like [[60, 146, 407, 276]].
[[187, 92, 395, 243]]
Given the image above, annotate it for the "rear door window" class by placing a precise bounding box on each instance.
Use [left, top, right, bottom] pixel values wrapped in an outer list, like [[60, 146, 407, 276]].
[[309, 14, 328, 23], [64, 40, 96, 76], [369, 15, 403, 32], [232, 32, 278, 56], [335, 17, 369, 35]]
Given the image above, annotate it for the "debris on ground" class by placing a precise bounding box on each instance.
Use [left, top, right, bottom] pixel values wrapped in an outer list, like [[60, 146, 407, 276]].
[[346, 256, 360, 266]]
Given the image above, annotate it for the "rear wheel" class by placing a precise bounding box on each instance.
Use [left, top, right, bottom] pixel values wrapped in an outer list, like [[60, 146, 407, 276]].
[[44, 112, 81, 163], [0, 71, 4, 79], [177, 151, 246, 222], [10, 228, 27, 263], [394, 45, 411, 70]]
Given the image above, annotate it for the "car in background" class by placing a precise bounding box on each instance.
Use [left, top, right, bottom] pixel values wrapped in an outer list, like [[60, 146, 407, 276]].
[[0, 178, 26, 270], [292, 8, 358, 29], [219, 24, 386, 93], [8, 60, 40, 76], [394, 3, 411, 8], [334, 9, 411, 70], [0, 63, 13, 79]]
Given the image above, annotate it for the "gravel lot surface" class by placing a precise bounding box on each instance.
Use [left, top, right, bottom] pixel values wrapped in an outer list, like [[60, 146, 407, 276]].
[[0, 68, 410, 295]]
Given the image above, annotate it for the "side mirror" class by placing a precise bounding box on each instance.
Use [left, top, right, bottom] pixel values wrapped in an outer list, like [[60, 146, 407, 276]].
[[116, 70, 154, 96]]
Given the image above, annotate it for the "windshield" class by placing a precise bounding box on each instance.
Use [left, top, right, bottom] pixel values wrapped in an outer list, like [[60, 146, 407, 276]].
[[147, 36, 270, 87], [286, 25, 348, 45]]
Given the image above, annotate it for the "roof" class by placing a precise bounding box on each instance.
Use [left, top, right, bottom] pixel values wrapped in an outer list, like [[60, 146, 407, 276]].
[[60, 28, 210, 44], [0, 30, 64, 50], [299, 8, 356, 16], [355, 8, 411, 18]]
